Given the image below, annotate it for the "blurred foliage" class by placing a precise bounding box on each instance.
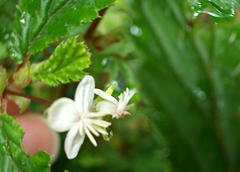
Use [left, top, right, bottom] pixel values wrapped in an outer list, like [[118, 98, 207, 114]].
[[0, 0, 17, 43], [2, 0, 240, 171], [129, 0, 240, 171], [51, 0, 172, 171]]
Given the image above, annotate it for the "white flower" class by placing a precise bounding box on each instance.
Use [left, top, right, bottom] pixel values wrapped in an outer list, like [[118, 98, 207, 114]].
[[94, 88, 136, 119], [47, 75, 111, 159]]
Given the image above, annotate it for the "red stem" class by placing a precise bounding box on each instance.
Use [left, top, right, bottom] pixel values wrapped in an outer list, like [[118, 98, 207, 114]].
[[4, 90, 53, 105]]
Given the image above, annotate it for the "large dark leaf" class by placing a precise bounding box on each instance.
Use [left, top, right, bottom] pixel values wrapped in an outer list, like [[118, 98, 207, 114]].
[[128, 0, 240, 171], [10, 0, 115, 63]]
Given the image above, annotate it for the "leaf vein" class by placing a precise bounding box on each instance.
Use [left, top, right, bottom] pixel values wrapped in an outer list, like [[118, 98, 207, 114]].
[[28, 0, 72, 51]]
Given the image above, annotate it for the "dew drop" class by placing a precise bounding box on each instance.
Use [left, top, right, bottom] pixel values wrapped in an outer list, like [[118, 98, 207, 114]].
[[193, 88, 206, 100], [20, 19, 25, 24], [101, 58, 108, 66], [130, 25, 142, 37], [149, 108, 162, 121], [197, 91, 206, 100], [197, 2, 202, 8], [161, 147, 171, 157], [229, 32, 237, 43], [4, 34, 9, 40], [102, 128, 113, 141]]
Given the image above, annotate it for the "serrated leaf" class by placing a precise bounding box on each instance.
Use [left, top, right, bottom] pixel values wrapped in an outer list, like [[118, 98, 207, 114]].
[[30, 36, 91, 86], [0, 113, 51, 171], [10, 0, 115, 63], [129, 0, 240, 171]]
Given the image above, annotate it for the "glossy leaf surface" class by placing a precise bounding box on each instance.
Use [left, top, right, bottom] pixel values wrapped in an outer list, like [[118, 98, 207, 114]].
[[0, 113, 51, 171], [188, 0, 240, 21], [31, 36, 91, 86], [10, 0, 115, 63], [0, 0, 17, 42]]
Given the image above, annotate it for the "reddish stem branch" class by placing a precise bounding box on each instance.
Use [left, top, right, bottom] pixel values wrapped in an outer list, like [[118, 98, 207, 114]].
[[8, 54, 31, 84], [84, 8, 108, 41], [4, 90, 53, 105]]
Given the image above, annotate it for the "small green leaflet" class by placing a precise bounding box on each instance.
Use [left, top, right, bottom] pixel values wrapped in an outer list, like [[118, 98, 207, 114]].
[[12, 61, 30, 88], [0, 113, 51, 171], [31, 36, 91, 86], [0, 67, 7, 97], [10, 0, 115, 63]]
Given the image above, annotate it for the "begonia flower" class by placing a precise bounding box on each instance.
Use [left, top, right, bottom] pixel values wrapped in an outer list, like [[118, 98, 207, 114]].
[[47, 75, 111, 159], [94, 88, 136, 119]]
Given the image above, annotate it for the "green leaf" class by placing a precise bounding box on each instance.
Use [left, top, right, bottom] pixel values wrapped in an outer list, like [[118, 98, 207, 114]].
[[12, 61, 31, 88], [0, 67, 7, 97], [5, 94, 30, 113], [0, 0, 17, 42], [30, 36, 91, 86], [0, 113, 51, 171], [10, 0, 115, 63], [188, 0, 240, 22], [128, 0, 240, 171]]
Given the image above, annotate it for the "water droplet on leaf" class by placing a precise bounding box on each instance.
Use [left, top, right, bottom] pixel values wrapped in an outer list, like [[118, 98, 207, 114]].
[[101, 58, 108, 66], [161, 147, 171, 157], [20, 19, 25, 24], [149, 108, 162, 121], [102, 128, 113, 141], [4, 34, 9, 40], [193, 88, 206, 100], [229, 32, 237, 43], [130, 25, 142, 37]]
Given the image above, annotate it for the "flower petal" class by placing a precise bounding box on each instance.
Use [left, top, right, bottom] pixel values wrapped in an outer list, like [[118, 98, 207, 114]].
[[64, 123, 85, 159], [74, 75, 95, 114], [86, 123, 99, 136], [84, 118, 111, 127], [86, 112, 110, 118], [47, 98, 79, 132], [95, 101, 117, 116], [84, 125, 97, 146], [94, 89, 118, 105], [91, 125, 108, 135], [118, 88, 136, 109]]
